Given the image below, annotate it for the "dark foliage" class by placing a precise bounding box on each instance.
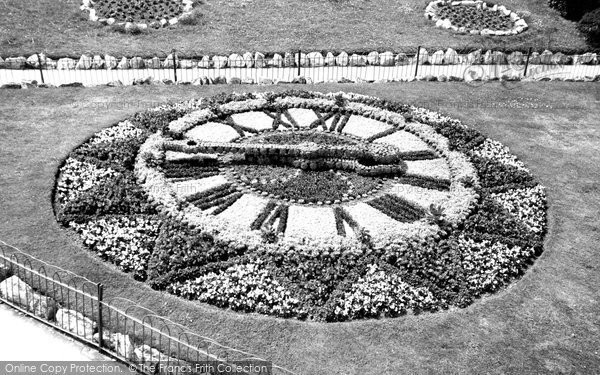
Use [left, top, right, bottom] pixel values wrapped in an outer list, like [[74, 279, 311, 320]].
[[471, 155, 536, 191], [58, 172, 155, 223], [578, 8, 600, 47], [71, 137, 145, 171], [147, 219, 246, 289], [548, 0, 599, 21]]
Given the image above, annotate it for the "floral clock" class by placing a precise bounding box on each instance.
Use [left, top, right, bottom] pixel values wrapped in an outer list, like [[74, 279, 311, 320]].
[[55, 91, 547, 321]]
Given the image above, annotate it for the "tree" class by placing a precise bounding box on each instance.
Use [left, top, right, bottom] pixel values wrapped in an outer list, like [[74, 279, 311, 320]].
[[578, 8, 600, 47], [548, 0, 599, 21]]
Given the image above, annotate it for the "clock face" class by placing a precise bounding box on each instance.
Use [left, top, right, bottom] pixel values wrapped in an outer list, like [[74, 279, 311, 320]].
[[137, 96, 479, 252]]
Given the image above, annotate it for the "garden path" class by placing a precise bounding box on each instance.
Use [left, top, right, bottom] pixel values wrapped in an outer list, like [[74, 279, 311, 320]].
[[0, 302, 123, 363]]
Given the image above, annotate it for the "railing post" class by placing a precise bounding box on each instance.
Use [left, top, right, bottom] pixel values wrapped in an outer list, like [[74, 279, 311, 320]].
[[297, 50, 301, 77], [524, 47, 532, 77], [414, 46, 421, 78], [36, 53, 45, 84], [172, 50, 178, 83], [97, 283, 104, 349]]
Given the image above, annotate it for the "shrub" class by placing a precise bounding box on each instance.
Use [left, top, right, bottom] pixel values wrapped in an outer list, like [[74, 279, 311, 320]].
[[548, 0, 598, 20], [578, 8, 600, 47], [548, 0, 568, 17]]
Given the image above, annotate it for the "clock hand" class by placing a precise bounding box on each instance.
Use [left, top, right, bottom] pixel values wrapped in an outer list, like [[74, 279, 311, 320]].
[[172, 140, 404, 163], [166, 140, 408, 176]]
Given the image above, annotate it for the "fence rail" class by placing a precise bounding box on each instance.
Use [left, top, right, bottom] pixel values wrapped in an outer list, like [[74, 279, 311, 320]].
[[1, 49, 599, 87], [0, 240, 295, 375]]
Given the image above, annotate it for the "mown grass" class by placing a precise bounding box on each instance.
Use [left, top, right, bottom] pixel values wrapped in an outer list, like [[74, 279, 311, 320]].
[[0, 82, 599, 374], [0, 0, 589, 58]]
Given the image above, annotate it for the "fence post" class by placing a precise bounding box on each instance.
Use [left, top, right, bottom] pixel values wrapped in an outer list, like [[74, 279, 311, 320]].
[[297, 50, 301, 77], [414, 46, 421, 78], [524, 47, 532, 77], [97, 283, 104, 349], [36, 53, 45, 84], [172, 50, 178, 83]]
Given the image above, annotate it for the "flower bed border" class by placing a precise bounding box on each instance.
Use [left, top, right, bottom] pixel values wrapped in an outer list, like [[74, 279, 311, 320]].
[[425, 0, 528, 36], [80, 0, 194, 29]]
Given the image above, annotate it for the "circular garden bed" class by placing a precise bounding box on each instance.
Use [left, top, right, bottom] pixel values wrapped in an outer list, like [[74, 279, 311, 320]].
[[425, 0, 528, 36], [80, 0, 194, 28], [54, 90, 547, 321]]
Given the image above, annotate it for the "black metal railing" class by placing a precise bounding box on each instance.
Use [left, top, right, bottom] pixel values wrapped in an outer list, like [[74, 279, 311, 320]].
[[0, 240, 295, 375]]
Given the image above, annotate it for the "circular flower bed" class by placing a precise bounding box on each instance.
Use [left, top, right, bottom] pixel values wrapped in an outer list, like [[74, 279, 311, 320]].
[[425, 0, 528, 36], [54, 91, 547, 321], [80, 0, 194, 28]]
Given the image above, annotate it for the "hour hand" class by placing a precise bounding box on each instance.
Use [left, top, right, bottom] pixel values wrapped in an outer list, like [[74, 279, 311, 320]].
[[166, 140, 408, 176]]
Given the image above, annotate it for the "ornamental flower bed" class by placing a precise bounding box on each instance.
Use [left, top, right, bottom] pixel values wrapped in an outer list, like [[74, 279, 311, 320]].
[[425, 0, 528, 36], [54, 90, 547, 321], [80, 0, 194, 29]]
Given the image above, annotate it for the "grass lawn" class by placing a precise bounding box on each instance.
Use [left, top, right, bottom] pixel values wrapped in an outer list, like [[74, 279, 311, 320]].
[[1, 82, 599, 374], [0, 0, 589, 58]]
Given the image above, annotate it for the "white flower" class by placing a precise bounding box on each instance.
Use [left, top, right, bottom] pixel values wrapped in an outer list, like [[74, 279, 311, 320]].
[[90, 120, 144, 144], [333, 264, 437, 319], [57, 158, 118, 203], [471, 139, 528, 172], [168, 262, 301, 317], [457, 235, 534, 294], [491, 186, 546, 234], [70, 217, 159, 278]]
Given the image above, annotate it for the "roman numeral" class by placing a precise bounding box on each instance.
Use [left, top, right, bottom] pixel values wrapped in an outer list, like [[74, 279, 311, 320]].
[[333, 207, 361, 237], [308, 111, 336, 129], [367, 194, 427, 223], [251, 201, 289, 232], [162, 161, 219, 180], [263, 110, 294, 129], [394, 175, 451, 191], [335, 113, 351, 133], [187, 183, 243, 214]]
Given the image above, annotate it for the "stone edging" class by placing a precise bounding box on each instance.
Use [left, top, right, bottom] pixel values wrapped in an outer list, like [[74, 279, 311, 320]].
[[425, 0, 528, 36], [80, 0, 195, 29], [1, 48, 598, 71]]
